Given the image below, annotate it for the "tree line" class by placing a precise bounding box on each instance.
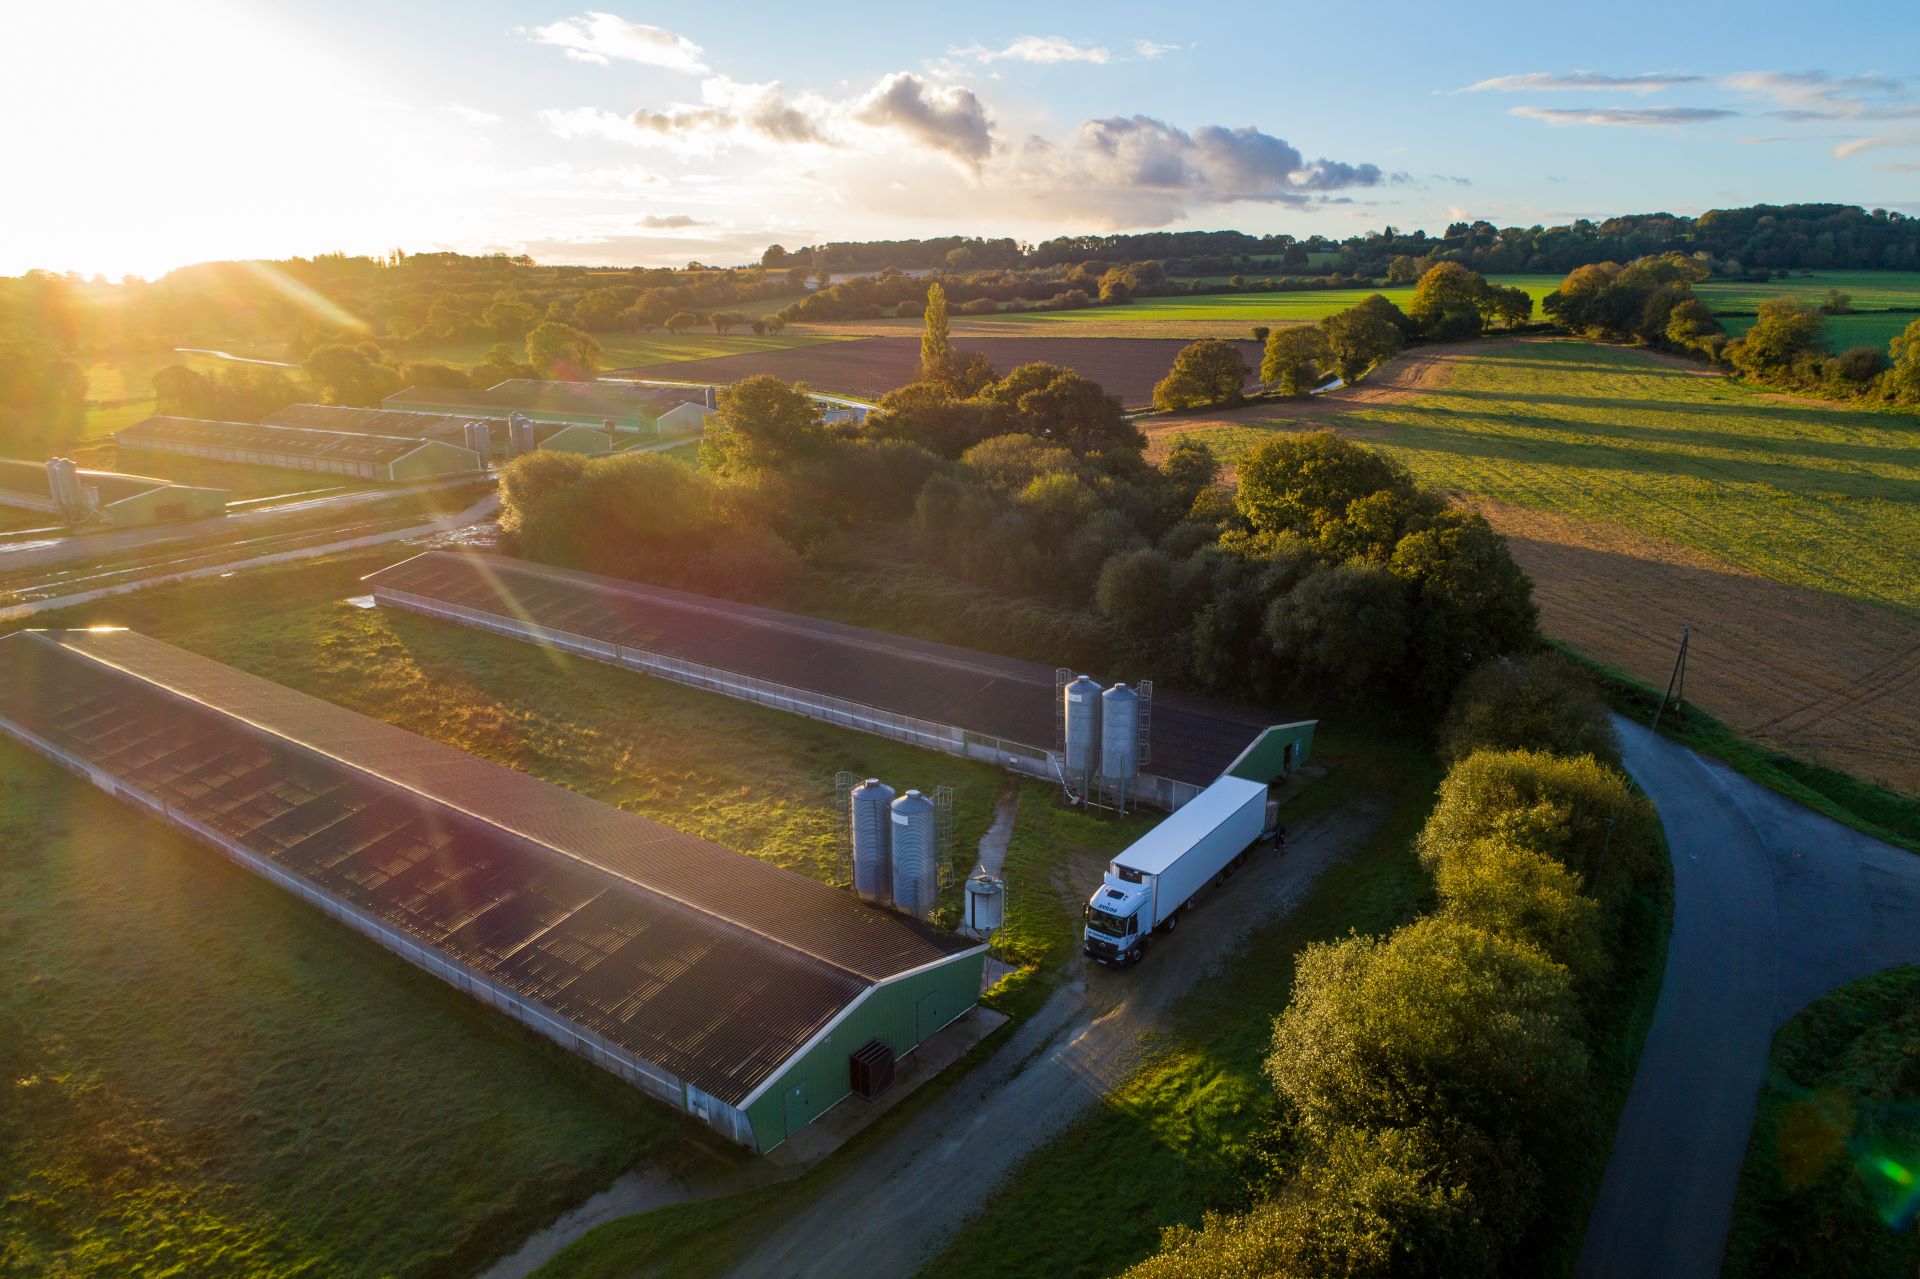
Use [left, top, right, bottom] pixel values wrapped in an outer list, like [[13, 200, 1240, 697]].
[[1127, 655, 1666, 1279], [495, 290, 1538, 719], [1544, 252, 1920, 403], [1153, 263, 1536, 411]]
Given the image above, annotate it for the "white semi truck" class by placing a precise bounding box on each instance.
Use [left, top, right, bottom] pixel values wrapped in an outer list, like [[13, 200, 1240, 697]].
[[1082, 774, 1278, 967]]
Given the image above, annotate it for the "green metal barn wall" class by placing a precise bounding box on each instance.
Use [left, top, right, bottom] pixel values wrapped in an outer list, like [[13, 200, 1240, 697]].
[[540, 426, 614, 455], [102, 486, 227, 524], [389, 441, 481, 480], [744, 950, 985, 1151], [1226, 721, 1318, 784]]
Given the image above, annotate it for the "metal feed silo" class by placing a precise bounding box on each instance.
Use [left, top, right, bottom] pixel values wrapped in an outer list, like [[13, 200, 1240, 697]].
[[1099, 683, 1140, 787], [963, 867, 1005, 936], [1062, 674, 1102, 786], [850, 778, 896, 902], [890, 789, 938, 918]]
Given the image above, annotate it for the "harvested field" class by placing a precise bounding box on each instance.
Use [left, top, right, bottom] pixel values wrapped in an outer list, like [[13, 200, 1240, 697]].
[[1154, 338, 1920, 795], [613, 336, 1264, 407], [1487, 502, 1920, 795]]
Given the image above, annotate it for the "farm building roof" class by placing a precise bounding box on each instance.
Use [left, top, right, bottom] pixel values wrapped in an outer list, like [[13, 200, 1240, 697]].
[[261, 404, 599, 452], [119, 416, 440, 465], [0, 629, 976, 1106], [364, 552, 1275, 789], [265, 402, 505, 440], [489, 379, 709, 410]]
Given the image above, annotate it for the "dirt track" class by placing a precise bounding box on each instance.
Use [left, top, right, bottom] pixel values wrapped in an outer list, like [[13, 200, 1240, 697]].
[[1163, 341, 1920, 796], [613, 336, 1264, 408]]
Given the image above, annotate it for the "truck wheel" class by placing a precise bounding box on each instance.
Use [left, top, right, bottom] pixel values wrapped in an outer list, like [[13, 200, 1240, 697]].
[[1164, 912, 1178, 934]]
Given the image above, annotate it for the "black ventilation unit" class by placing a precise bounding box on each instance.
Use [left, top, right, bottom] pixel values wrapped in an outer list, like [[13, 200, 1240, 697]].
[[848, 1039, 896, 1100]]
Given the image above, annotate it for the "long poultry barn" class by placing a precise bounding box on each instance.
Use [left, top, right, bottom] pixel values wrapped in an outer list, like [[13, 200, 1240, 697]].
[[0, 629, 985, 1153], [365, 551, 1295, 811]]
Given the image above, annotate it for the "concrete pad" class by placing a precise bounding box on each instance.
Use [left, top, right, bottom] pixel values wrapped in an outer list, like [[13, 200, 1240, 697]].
[[765, 1005, 1011, 1171]]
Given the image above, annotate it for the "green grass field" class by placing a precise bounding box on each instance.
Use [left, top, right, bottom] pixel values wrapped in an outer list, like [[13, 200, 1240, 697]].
[[0, 552, 1017, 1276], [912, 275, 1563, 331], [1695, 269, 1920, 313], [1720, 310, 1915, 350], [1163, 340, 1920, 616], [1722, 964, 1920, 1279]]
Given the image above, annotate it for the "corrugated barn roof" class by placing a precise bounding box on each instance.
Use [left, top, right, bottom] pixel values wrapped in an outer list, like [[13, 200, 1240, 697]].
[[0, 629, 974, 1105], [365, 552, 1274, 788], [118, 416, 434, 465]]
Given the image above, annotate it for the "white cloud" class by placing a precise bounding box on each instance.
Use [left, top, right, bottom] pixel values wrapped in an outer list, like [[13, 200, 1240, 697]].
[[852, 73, 993, 163], [1134, 40, 1179, 59], [528, 13, 706, 73], [1510, 105, 1738, 128], [1462, 70, 1705, 94], [446, 103, 501, 126], [955, 35, 1111, 64], [1834, 132, 1920, 159], [1723, 70, 1908, 116], [632, 77, 837, 149], [637, 213, 706, 228], [999, 115, 1385, 223], [541, 106, 652, 144]]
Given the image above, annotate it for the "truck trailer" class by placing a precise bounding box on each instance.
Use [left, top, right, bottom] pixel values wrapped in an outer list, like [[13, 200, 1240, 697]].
[[1082, 775, 1276, 967]]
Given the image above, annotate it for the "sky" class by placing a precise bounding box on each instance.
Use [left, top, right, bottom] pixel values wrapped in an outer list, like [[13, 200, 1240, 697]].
[[1, 0, 1916, 279]]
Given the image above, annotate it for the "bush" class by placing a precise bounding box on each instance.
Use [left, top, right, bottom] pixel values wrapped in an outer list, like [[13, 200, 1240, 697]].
[[1438, 652, 1619, 766], [1416, 749, 1658, 897], [1431, 835, 1606, 983]]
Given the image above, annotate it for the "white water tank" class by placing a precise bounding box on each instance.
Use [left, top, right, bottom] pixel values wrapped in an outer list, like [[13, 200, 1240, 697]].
[[963, 867, 1005, 935], [890, 789, 938, 918], [850, 778, 896, 902]]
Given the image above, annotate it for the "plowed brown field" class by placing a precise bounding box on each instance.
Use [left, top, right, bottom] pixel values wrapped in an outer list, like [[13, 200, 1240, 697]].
[[613, 336, 1263, 407]]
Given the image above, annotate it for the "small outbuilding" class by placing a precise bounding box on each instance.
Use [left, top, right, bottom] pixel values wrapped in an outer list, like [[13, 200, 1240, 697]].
[[0, 457, 228, 526]]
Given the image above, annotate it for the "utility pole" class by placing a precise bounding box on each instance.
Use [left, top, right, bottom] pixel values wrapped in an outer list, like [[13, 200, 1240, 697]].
[[1651, 625, 1691, 733]]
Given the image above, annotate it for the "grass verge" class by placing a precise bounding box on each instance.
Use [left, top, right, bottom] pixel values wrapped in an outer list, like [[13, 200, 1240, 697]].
[[1722, 964, 1920, 1279]]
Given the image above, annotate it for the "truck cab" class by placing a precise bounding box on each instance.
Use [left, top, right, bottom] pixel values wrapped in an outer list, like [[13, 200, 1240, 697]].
[[1083, 875, 1152, 965]]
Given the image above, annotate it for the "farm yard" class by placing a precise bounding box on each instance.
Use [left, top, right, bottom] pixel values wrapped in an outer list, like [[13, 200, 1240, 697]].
[[615, 335, 1266, 407], [0, 552, 1044, 1277], [1150, 340, 1920, 796]]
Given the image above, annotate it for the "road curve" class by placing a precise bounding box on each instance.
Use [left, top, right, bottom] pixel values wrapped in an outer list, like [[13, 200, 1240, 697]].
[[1576, 716, 1920, 1278]]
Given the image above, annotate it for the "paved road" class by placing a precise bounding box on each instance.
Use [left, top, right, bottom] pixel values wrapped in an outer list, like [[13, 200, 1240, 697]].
[[1576, 716, 1920, 1278], [722, 800, 1380, 1279]]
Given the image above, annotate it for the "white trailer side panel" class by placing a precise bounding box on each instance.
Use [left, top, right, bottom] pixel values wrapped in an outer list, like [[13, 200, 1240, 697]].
[[1113, 776, 1269, 928]]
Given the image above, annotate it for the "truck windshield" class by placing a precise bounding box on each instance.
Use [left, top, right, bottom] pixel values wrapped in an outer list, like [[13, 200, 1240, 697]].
[[1085, 905, 1133, 938]]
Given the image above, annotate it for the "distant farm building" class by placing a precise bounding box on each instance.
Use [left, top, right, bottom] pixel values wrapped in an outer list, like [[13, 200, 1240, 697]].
[[0, 457, 227, 525], [367, 552, 1293, 812], [265, 403, 615, 458], [118, 416, 482, 482], [0, 629, 986, 1153], [384, 379, 714, 438]]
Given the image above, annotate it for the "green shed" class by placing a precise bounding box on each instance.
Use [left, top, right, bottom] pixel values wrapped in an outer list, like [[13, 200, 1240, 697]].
[[741, 946, 986, 1149], [1224, 721, 1318, 785]]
